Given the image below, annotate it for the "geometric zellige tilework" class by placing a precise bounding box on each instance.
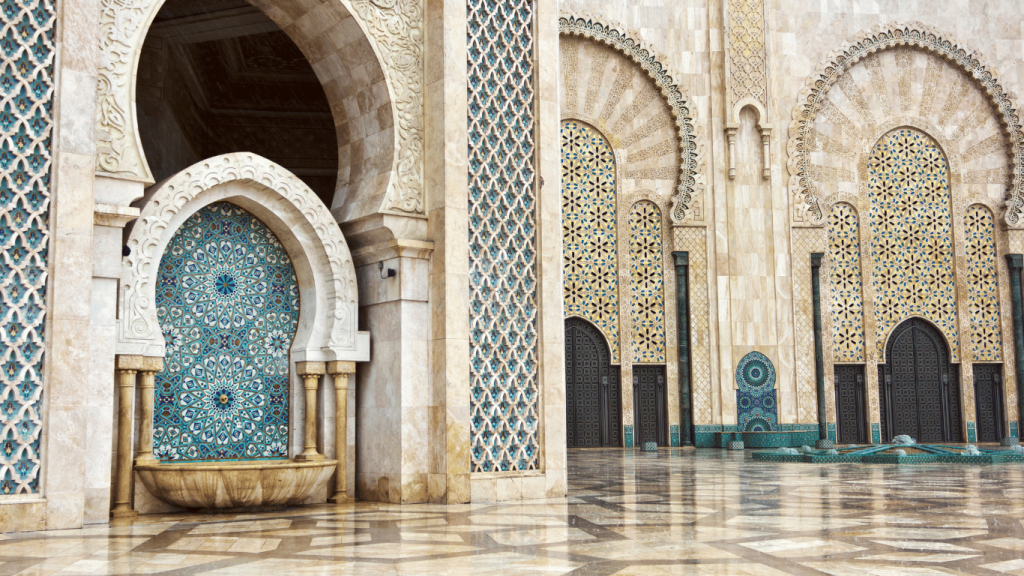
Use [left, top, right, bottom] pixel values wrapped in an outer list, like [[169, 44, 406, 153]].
[[561, 121, 620, 363], [673, 227, 711, 424], [467, 0, 538, 472], [868, 128, 959, 362], [964, 206, 1002, 362], [630, 201, 667, 364], [154, 203, 299, 461], [0, 0, 54, 495], [827, 204, 865, 362]]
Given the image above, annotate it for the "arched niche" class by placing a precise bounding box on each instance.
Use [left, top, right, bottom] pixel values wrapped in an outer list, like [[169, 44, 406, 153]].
[[96, 0, 424, 225], [787, 22, 1024, 228], [118, 153, 370, 364]]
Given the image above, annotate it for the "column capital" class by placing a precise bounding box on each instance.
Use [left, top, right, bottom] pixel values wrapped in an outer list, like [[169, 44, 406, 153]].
[[117, 355, 163, 372], [327, 361, 357, 377], [1007, 254, 1024, 270], [296, 361, 326, 376], [811, 252, 824, 268]]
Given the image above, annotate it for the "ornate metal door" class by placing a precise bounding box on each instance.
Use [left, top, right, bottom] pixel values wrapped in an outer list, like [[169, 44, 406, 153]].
[[564, 318, 620, 447], [973, 364, 1004, 443], [633, 365, 667, 446], [880, 318, 961, 443], [834, 365, 866, 444]]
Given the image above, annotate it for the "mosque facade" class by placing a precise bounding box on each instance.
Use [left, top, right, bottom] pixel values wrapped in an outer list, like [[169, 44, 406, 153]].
[[3, 0, 1024, 531]]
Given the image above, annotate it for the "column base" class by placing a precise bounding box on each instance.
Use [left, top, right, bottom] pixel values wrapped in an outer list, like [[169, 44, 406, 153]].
[[294, 452, 326, 462], [328, 492, 353, 504], [110, 505, 138, 519], [134, 455, 160, 466]]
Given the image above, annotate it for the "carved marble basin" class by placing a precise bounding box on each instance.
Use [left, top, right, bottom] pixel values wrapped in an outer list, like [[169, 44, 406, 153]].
[[136, 459, 337, 509]]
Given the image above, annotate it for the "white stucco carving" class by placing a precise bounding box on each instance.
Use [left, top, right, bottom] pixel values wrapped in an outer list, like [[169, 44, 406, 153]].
[[118, 154, 369, 362]]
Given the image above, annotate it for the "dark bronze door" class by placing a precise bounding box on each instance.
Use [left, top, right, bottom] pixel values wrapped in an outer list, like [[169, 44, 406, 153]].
[[633, 365, 667, 446], [564, 318, 620, 447], [973, 364, 1004, 443], [879, 318, 961, 443], [834, 365, 866, 444]]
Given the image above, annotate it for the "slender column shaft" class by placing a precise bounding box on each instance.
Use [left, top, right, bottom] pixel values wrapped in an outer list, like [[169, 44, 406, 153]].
[[111, 368, 138, 518], [672, 252, 693, 446], [328, 361, 356, 503], [296, 362, 326, 461], [135, 370, 158, 465], [811, 253, 827, 441], [1006, 255, 1024, 436]]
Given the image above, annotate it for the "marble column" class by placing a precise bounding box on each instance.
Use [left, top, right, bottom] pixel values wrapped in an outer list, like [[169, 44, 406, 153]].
[[1006, 255, 1024, 437], [328, 361, 356, 503], [134, 360, 164, 465], [111, 360, 138, 518], [811, 253, 828, 445], [296, 362, 326, 461]]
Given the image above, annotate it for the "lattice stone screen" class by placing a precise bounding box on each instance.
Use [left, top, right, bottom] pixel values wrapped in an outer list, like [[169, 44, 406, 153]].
[[561, 121, 620, 363], [0, 0, 55, 495], [467, 0, 539, 472]]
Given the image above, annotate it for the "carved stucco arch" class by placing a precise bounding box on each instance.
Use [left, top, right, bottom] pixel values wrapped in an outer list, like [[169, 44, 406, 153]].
[[559, 13, 705, 225], [118, 153, 370, 363], [787, 22, 1024, 227], [97, 0, 423, 220]]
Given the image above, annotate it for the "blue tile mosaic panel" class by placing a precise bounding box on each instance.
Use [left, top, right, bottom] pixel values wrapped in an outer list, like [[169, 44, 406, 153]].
[[467, 0, 539, 472], [0, 0, 54, 495], [827, 204, 865, 362], [736, 352, 778, 432], [868, 129, 959, 361], [153, 203, 299, 461], [964, 206, 1002, 362], [630, 202, 667, 363], [561, 121, 620, 363]]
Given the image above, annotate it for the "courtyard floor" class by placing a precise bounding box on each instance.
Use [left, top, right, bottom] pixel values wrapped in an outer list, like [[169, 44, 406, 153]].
[[3, 448, 1024, 575]]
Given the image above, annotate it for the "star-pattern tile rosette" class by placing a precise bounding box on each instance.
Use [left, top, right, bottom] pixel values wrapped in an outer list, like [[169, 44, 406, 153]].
[[0, 0, 54, 495], [154, 203, 299, 462], [828, 204, 866, 362], [736, 351, 778, 432], [467, 0, 539, 473], [964, 206, 1003, 362], [630, 202, 667, 364], [868, 129, 959, 361], [561, 121, 620, 363]]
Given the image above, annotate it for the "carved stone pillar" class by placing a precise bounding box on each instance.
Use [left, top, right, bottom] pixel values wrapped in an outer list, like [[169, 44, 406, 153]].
[[296, 362, 326, 461], [135, 359, 164, 465], [111, 358, 139, 518], [328, 361, 356, 503]]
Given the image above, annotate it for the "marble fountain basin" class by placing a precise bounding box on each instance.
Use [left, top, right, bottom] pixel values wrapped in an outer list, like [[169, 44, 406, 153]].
[[136, 459, 337, 509]]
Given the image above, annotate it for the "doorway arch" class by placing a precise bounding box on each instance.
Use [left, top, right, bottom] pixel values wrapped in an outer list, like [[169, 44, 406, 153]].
[[564, 317, 621, 448], [879, 318, 962, 443]]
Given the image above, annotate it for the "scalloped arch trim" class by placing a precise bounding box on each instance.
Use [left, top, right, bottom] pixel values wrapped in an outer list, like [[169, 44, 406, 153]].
[[787, 22, 1024, 227], [559, 14, 704, 224]]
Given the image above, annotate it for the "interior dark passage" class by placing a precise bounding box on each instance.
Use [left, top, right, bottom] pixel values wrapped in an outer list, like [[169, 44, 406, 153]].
[[136, 0, 338, 207]]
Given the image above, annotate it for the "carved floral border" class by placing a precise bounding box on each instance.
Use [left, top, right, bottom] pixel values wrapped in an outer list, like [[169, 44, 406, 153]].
[[96, 0, 425, 216], [787, 22, 1024, 228], [119, 154, 365, 360], [559, 14, 706, 225]]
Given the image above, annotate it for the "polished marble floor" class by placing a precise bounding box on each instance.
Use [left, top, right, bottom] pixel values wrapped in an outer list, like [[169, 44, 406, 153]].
[[4, 449, 1024, 575]]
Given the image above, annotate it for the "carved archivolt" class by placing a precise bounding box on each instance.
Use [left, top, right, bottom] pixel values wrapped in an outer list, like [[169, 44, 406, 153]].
[[96, 0, 424, 218], [559, 13, 706, 225], [119, 153, 369, 362], [787, 22, 1024, 227]]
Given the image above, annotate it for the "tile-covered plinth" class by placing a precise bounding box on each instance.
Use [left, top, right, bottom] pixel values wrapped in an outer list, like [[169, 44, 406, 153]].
[[3, 449, 1024, 574]]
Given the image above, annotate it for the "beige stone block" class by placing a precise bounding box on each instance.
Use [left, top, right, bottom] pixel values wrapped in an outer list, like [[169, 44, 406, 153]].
[[446, 473, 470, 504], [522, 475, 546, 500], [470, 476, 496, 503], [427, 473, 446, 503], [401, 473, 427, 503], [496, 477, 523, 502], [45, 491, 85, 530]]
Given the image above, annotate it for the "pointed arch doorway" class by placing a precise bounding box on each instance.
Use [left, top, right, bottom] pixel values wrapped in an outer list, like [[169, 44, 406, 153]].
[[564, 318, 622, 447], [879, 318, 962, 443]]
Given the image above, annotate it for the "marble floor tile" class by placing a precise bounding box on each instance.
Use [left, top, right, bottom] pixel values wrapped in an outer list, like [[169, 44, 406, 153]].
[[4, 449, 1024, 574]]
